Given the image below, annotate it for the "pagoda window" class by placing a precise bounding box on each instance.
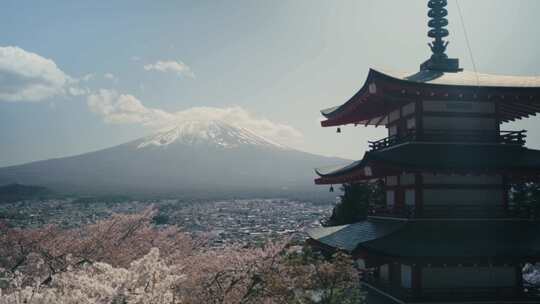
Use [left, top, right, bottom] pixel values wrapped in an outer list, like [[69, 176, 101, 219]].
[[386, 190, 395, 207], [386, 176, 398, 186], [423, 100, 495, 114], [406, 117, 416, 130], [422, 116, 496, 131], [423, 189, 503, 206], [401, 264, 413, 289], [422, 173, 502, 185], [379, 264, 390, 283], [405, 190, 415, 206], [400, 173, 415, 186], [402, 102, 416, 117], [422, 266, 516, 289]]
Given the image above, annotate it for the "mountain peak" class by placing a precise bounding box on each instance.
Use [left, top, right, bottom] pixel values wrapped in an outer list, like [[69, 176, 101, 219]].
[[136, 119, 287, 150]]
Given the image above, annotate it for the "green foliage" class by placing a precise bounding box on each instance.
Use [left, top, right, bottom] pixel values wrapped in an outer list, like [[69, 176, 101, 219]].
[[152, 213, 170, 225], [323, 181, 384, 227], [511, 182, 540, 217]]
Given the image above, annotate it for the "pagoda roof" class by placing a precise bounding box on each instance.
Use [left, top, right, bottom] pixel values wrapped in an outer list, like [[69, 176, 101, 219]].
[[307, 219, 405, 252], [321, 69, 540, 127], [308, 219, 540, 259], [315, 143, 540, 185], [383, 69, 540, 88]]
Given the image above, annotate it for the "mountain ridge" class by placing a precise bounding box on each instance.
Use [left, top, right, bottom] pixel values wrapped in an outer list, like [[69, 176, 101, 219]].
[[136, 120, 287, 150], [0, 120, 347, 199]]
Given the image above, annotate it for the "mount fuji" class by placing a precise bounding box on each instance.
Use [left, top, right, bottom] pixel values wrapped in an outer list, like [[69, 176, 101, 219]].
[[0, 120, 345, 199]]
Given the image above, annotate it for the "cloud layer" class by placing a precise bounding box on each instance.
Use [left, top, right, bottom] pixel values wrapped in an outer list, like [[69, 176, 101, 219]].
[[87, 90, 302, 145], [143, 60, 194, 78], [0, 46, 71, 102], [172, 106, 303, 145], [87, 90, 172, 127], [1, 46, 301, 147]]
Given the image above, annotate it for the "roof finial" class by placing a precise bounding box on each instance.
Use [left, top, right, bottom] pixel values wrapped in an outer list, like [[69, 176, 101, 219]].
[[420, 0, 462, 72], [428, 0, 449, 58]]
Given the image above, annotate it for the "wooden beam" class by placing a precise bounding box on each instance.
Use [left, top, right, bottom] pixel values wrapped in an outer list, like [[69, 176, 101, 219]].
[[501, 102, 535, 115], [364, 118, 375, 127], [499, 110, 525, 121], [499, 106, 532, 119], [506, 101, 540, 113], [374, 115, 387, 127]]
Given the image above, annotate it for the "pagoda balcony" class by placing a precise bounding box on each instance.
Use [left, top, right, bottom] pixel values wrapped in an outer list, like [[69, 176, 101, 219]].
[[369, 204, 540, 219], [363, 275, 537, 302], [368, 130, 527, 151]]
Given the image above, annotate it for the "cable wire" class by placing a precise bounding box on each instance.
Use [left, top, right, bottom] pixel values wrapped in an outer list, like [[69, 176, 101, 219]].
[[455, 0, 480, 85]]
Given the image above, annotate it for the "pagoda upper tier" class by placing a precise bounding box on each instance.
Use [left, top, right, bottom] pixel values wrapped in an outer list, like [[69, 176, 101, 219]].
[[321, 69, 540, 127]]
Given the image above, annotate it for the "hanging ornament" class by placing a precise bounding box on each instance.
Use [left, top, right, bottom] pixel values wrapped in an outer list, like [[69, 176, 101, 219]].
[[337, 128, 341, 133], [329, 185, 334, 192]]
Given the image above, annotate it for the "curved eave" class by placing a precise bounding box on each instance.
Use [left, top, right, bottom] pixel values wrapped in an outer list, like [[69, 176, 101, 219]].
[[320, 68, 540, 127], [314, 143, 540, 185], [315, 159, 365, 177], [307, 220, 406, 253], [320, 69, 383, 127], [308, 219, 540, 259], [314, 155, 379, 185]]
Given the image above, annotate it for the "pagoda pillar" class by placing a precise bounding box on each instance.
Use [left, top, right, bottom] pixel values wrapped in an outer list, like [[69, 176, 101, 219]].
[[502, 175, 510, 211], [412, 265, 422, 299], [415, 99, 424, 141], [414, 173, 424, 217]]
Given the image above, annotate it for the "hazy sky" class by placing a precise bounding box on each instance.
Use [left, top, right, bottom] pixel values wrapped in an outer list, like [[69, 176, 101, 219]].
[[1, 0, 539, 167]]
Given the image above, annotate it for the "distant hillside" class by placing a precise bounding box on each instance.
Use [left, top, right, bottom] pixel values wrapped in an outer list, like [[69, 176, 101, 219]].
[[0, 183, 53, 203], [0, 120, 347, 199]]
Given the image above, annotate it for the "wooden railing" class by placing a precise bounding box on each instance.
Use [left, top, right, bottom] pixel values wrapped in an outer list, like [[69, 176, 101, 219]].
[[363, 276, 536, 302], [362, 277, 413, 300], [368, 130, 527, 151], [500, 130, 527, 146], [368, 130, 416, 151], [369, 204, 540, 219]]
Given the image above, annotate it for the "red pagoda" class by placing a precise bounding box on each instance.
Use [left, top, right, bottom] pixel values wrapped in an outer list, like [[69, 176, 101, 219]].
[[307, 1, 540, 303]]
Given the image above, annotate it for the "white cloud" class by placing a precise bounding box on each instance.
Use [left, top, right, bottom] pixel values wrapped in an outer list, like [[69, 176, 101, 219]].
[[81, 73, 95, 81], [143, 60, 194, 78], [130, 56, 141, 62], [87, 90, 302, 145], [68, 87, 89, 96], [103, 73, 118, 82], [87, 90, 172, 127], [0, 46, 92, 102], [172, 107, 303, 144], [0, 46, 70, 102]]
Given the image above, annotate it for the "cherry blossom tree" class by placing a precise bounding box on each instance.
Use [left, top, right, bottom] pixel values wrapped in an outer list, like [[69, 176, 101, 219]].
[[0, 210, 364, 304]]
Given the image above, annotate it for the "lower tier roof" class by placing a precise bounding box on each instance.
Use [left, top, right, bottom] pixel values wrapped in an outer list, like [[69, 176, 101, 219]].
[[315, 143, 540, 184], [308, 219, 540, 259]]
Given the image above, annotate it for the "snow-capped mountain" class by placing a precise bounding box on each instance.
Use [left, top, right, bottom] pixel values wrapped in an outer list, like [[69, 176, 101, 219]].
[[137, 120, 285, 150], [0, 120, 345, 198]]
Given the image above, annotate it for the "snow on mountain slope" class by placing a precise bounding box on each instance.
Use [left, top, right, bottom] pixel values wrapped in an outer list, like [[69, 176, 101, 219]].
[[136, 120, 287, 150]]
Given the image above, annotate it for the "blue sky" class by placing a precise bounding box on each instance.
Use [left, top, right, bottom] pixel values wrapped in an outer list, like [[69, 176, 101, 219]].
[[1, 0, 539, 167]]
